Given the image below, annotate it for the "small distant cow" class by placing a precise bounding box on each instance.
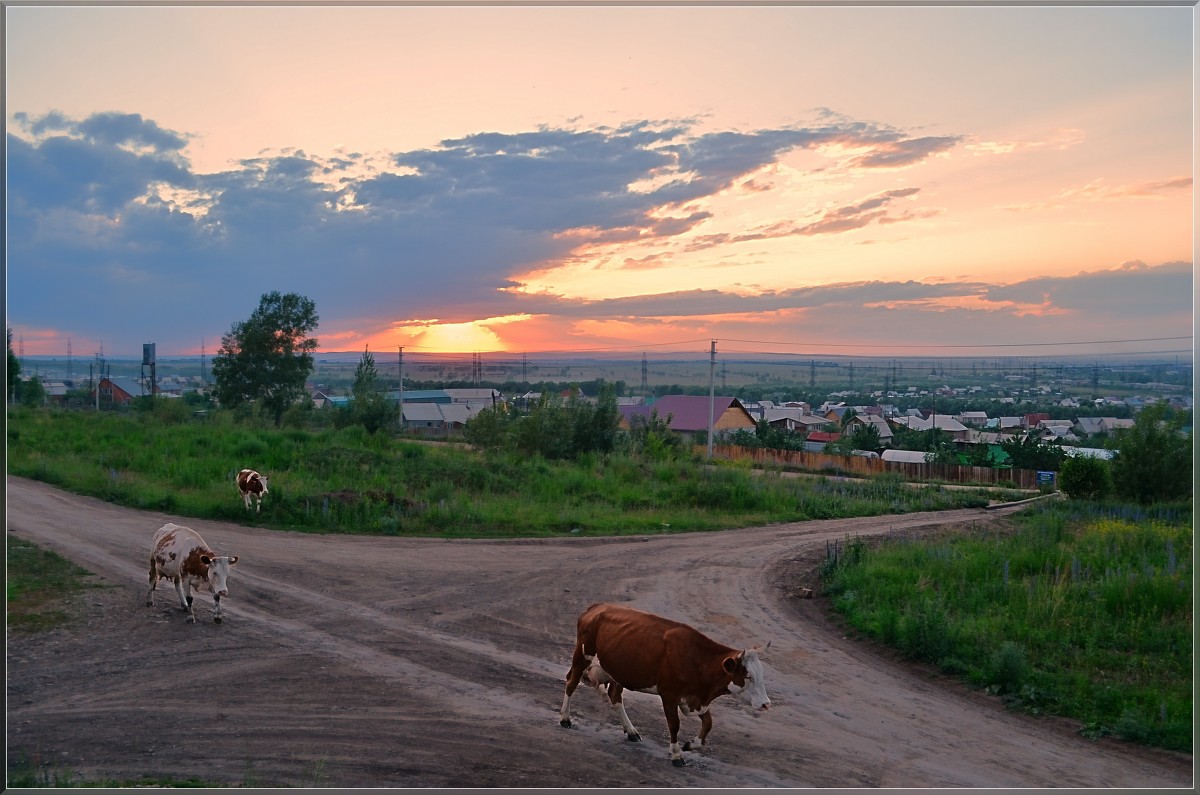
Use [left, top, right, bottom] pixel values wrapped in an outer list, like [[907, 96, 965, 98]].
[[237, 469, 269, 512], [559, 602, 770, 766], [146, 523, 239, 624]]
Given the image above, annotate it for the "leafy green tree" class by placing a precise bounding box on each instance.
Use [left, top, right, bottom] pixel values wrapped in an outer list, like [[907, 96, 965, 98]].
[[964, 442, 995, 468], [7, 328, 19, 403], [1110, 403, 1192, 504], [349, 346, 393, 434], [627, 409, 684, 461], [1000, 435, 1067, 471], [465, 404, 512, 451], [1058, 455, 1113, 500], [573, 383, 620, 455], [514, 393, 575, 459], [848, 423, 882, 453], [19, 375, 45, 407], [914, 429, 958, 464], [211, 292, 319, 427]]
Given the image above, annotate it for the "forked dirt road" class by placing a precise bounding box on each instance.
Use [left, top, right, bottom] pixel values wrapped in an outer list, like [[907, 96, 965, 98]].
[[6, 476, 1192, 788]]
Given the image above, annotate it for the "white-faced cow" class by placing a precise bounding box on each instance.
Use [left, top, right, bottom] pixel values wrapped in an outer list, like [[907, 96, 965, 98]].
[[146, 523, 239, 624], [559, 602, 770, 766], [237, 469, 269, 512]]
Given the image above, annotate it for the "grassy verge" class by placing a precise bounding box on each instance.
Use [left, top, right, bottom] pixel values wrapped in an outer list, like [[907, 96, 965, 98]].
[[6, 535, 105, 633], [6, 407, 1010, 538], [6, 753, 215, 788], [819, 500, 1192, 752]]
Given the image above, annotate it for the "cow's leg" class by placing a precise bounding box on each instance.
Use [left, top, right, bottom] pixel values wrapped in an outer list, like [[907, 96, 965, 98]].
[[212, 593, 223, 624], [180, 578, 197, 624], [559, 643, 590, 728], [170, 575, 187, 611], [242, 492, 252, 510], [661, 698, 685, 766], [682, 706, 713, 752], [255, 494, 261, 513], [607, 683, 640, 741], [145, 559, 159, 607]]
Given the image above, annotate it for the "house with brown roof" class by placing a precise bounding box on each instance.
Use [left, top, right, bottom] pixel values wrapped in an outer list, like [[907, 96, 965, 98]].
[[619, 395, 755, 435]]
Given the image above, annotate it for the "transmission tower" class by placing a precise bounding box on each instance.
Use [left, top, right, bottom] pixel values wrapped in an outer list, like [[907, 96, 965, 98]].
[[641, 353, 648, 397]]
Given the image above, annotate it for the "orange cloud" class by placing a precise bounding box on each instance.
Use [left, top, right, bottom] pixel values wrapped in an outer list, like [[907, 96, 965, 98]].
[[862, 294, 1071, 317]]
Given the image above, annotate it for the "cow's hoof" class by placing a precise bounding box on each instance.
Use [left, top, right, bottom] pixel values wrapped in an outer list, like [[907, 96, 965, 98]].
[[214, 617, 223, 624], [187, 617, 196, 624], [672, 758, 686, 768], [559, 719, 571, 729], [626, 733, 640, 742], [682, 741, 693, 751], [145, 601, 153, 607]]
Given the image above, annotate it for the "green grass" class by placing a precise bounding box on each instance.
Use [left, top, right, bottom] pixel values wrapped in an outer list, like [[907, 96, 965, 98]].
[[6, 406, 1000, 538], [6, 756, 215, 788], [820, 502, 1193, 752], [6, 536, 104, 633]]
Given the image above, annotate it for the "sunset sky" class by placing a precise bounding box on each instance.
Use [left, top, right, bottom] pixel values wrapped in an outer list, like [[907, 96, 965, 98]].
[[5, 4, 1195, 361]]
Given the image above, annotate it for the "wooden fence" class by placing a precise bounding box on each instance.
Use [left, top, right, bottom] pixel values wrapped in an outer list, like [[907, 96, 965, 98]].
[[706, 444, 1046, 490]]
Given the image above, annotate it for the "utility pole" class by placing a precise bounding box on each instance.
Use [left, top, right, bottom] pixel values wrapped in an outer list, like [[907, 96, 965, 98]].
[[707, 339, 716, 459], [641, 353, 648, 397], [397, 346, 404, 427]]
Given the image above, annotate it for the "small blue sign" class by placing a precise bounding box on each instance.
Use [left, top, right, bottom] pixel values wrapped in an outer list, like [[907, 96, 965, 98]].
[[1036, 471, 1056, 486]]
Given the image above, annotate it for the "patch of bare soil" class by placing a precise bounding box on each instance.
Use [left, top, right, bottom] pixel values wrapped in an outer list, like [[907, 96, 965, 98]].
[[6, 476, 1192, 788]]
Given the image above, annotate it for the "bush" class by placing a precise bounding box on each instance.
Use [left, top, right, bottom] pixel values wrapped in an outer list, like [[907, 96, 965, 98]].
[[985, 641, 1031, 694], [1109, 404, 1192, 504], [1058, 456, 1113, 500]]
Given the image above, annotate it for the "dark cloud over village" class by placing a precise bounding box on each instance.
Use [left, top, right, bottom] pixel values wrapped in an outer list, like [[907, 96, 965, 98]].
[[6, 110, 1191, 356]]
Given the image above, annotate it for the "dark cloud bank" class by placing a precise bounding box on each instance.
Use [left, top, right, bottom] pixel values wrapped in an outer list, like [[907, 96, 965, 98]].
[[5, 110, 1189, 354]]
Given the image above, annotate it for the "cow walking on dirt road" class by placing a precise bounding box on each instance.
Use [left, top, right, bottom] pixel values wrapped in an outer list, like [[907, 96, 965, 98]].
[[560, 602, 771, 766], [146, 522, 239, 624]]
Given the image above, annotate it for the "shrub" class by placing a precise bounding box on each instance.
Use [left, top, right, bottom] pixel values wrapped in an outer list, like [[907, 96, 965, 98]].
[[1058, 456, 1113, 500], [985, 641, 1030, 694]]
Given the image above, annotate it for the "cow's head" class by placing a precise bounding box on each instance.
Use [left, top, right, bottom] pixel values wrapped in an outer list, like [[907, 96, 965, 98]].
[[200, 554, 239, 597], [257, 474, 270, 495], [723, 642, 771, 711]]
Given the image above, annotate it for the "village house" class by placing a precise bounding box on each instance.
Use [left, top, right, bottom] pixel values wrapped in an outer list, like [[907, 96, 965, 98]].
[[92, 377, 153, 406], [891, 414, 971, 442], [842, 413, 894, 445], [617, 395, 755, 436], [801, 430, 842, 453]]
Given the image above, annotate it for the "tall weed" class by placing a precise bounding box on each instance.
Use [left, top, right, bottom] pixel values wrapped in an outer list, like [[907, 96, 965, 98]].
[[820, 504, 1192, 752]]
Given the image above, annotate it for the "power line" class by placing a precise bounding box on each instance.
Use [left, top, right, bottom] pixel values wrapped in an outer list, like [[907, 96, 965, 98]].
[[721, 336, 1191, 350]]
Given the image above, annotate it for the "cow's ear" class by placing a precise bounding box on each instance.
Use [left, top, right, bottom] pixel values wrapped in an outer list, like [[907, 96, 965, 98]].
[[228, 556, 239, 565], [200, 555, 213, 565], [723, 655, 740, 674]]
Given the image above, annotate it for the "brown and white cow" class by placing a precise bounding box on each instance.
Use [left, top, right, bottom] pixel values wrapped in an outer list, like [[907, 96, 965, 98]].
[[146, 523, 239, 624], [559, 602, 770, 766], [237, 468, 269, 512]]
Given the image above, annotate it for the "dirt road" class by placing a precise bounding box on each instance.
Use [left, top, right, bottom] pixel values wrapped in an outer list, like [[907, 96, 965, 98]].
[[6, 476, 1192, 788]]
